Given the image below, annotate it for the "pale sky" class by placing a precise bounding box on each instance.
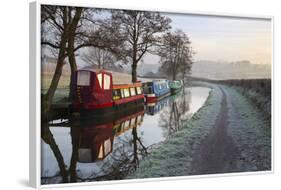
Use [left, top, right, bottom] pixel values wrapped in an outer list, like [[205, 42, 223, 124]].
[[161, 13, 272, 65], [43, 10, 272, 66]]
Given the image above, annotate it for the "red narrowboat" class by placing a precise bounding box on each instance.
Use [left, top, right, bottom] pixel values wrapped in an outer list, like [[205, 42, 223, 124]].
[[72, 67, 144, 117]]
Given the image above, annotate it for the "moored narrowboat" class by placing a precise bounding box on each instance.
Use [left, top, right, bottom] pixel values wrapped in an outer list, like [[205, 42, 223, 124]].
[[143, 80, 170, 103], [72, 67, 144, 117], [169, 80, 183, 94]]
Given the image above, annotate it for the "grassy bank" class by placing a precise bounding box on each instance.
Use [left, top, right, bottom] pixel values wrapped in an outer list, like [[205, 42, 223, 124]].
[[222, 79, 271, 119]]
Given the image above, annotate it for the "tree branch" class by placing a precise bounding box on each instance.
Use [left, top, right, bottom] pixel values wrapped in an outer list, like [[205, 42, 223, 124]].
[[41, 41, 60, 49]]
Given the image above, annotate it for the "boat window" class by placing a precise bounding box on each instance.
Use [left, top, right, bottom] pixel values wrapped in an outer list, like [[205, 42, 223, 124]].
[[143, 84, 148, 94], [130, 87, 136, 96], [148, 87, 153, 94], [136, 87, 142, 94], [77, 71, 90, 86], [98, 145, 104, 159], [104, 138, 112, 156], [113, 90, 118, 96], [137, 115, 143, 123], [124, 88, 130, 97], [97, 73, 103, 88], [121, 89, 125, 98], [120, 122, 125, 131], [113, 124, 121, 134], [124, 120, 130, 129], [113, 89, 121, 100], [104, 74, 111, 90], [131, 117, 136, 126]]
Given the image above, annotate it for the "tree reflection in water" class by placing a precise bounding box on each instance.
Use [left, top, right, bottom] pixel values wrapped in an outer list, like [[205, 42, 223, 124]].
[[159, 89, 191, 137], [41, 106, 147, 183], [41, 123, 69, 183]]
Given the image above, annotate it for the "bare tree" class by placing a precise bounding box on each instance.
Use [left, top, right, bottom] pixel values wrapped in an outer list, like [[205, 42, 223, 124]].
[[81, 47, 117, 69], [158, 29, 193, 80], [110, 10, 171, 82]]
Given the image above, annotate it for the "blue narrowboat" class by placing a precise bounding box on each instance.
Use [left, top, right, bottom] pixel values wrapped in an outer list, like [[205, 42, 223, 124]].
[[143, 80, 170, 103]]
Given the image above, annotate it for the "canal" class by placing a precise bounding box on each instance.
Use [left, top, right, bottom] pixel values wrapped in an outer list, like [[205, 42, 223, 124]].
[[41, 87, 210, 184]]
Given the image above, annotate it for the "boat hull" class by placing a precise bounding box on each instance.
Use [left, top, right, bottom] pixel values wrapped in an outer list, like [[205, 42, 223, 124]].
[[72, 97, 144, 119], [145, 91, 171, 103]]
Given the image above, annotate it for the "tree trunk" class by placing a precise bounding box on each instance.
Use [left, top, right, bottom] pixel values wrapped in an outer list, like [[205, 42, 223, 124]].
[[131, 62, 137, 83], [41, 124, 68, 182], [131, 41, 138, 83], [42, 33, 68, 122], [67, 34, 77, 102], [69, 127, 79, 182], [172, 72, 176, 80], [67, 8, 82, 101], [131, 127, 139, 169]]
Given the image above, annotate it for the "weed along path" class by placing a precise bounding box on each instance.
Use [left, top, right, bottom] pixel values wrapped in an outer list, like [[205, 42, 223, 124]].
[[128, 82, 271, 179]]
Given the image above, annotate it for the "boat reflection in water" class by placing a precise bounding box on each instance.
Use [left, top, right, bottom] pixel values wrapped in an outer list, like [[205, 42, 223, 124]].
[[41, 87, 210, 184], [145, 91, 182, 116], [72, 107, 145, 164], [41, 106, 146, 184]]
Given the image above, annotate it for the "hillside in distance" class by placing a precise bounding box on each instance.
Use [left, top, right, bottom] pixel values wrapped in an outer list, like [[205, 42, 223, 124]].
[[134, 60, 271, 80], [42, 54, 271, 80], [190, 60, 271, 80]]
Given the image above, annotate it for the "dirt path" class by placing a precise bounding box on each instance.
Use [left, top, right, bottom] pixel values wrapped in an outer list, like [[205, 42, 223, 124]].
[[190, 87, 241, 174]]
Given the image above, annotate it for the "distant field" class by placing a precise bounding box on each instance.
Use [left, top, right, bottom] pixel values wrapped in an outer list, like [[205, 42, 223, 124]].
[[41, 73, 70, 102], [41, 73, 71, 90]]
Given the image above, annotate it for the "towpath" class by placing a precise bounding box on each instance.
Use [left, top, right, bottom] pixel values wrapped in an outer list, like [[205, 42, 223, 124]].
[[128, 82, 271, 178]]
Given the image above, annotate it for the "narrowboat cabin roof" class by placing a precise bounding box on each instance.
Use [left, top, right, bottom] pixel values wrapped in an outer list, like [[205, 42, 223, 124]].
[[113, 82, 142, 89], [77, 66, 133, 85], [78, 66, 111, 74]]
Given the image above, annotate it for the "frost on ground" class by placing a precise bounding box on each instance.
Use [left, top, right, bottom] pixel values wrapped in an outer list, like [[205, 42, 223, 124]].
[[127, 82, 271, 179], [225, 86, 271, 171]]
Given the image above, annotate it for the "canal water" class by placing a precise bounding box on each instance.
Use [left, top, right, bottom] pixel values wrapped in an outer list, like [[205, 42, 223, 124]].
[[41, 87, 210, 184]]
